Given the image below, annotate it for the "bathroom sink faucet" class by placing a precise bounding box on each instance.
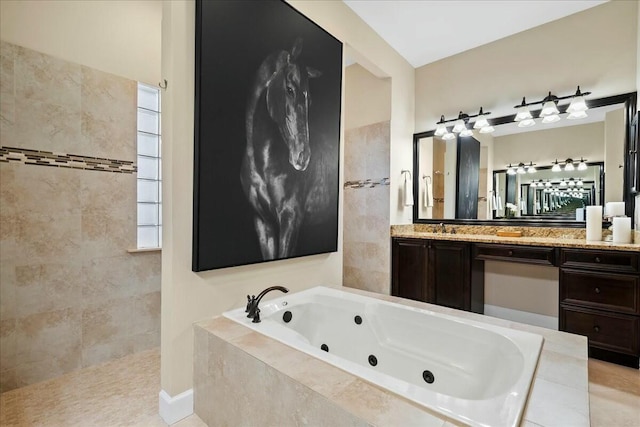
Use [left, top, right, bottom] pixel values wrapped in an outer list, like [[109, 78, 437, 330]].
[[246, 286, 289, 323], [439, 223, 446, 233]]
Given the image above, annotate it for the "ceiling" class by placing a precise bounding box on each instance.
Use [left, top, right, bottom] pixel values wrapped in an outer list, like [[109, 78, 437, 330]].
[[342, 0, 608, 68]]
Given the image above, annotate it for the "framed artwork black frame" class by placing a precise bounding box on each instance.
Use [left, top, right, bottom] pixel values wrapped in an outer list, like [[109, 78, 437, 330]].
[[193, 0, 343, 271]]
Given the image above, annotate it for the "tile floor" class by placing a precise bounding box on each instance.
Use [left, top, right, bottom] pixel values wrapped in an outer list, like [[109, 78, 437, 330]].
[[0, 347, 638, 426]]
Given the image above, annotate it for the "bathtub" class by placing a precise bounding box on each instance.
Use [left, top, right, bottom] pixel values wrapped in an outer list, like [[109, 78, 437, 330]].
[[223, 286, 543, 427]]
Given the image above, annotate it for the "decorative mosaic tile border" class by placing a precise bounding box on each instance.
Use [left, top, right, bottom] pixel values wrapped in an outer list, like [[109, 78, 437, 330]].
[[0, 146, 136, 174]]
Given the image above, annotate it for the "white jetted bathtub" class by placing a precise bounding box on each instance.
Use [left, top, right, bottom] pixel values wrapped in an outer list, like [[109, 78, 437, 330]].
[[224, 286, 543, 427]]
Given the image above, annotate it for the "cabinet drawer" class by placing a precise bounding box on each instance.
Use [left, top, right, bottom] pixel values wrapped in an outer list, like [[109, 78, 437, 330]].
[[560, 269, 640, 314], [560, 306, 639, 355], [559, 249, 639, 273], [473, 244, 555, 266]]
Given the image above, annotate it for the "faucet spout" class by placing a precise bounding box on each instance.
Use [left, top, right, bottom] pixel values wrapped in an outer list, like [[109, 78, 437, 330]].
[[247, 286, 289, 323]]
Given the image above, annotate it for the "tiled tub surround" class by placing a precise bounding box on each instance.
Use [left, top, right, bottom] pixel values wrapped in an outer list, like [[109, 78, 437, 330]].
[[343, 121, 391, 295], [195, 287, 590, 427], [391, 224, 639, 251], [0, 41, 160, 392]]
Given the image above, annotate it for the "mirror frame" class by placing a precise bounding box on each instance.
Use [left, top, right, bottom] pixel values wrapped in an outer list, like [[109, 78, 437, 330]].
[[412, 91, 637, 228]]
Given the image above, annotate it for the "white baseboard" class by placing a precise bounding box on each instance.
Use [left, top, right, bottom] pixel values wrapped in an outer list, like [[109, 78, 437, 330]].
[[484, 304, 558, 330], [159, 389, 194, 425]]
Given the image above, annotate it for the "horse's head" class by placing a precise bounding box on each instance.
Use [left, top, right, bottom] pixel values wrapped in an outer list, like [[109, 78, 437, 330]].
[[266, 38, 321, 171]]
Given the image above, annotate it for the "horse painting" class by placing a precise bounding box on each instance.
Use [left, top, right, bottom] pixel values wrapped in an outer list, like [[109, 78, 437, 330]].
[[241, 38, 323, 260]]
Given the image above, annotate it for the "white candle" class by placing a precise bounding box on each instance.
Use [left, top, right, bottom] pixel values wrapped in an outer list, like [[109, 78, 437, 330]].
[[575, 208, 584, 221], [612, 217, 632, 244], [605, 202, 625, 217], [586, 206, 602, 241]]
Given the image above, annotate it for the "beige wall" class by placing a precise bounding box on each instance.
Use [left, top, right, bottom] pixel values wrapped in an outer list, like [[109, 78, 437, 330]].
[[160, 0, 414, 396], [415, 0, 638, 132], [344, 63, 391, 130], [493, 122, 605, 168], [0, 0, 162, 85], [0, 42, 160, 392]]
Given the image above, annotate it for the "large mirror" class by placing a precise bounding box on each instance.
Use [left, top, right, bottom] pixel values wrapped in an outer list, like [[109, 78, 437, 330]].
[[413, 92, 637, 226]]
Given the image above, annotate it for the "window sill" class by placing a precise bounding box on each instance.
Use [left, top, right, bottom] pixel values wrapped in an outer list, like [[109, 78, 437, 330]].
[[127, 247, 162, 253]]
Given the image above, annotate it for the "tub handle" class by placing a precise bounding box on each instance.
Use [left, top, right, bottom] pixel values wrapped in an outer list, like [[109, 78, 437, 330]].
[[593, 325, 600, 333], [594, 287, 601, 294]]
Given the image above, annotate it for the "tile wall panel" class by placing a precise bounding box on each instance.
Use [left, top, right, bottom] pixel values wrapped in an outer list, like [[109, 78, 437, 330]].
[[0, 41, 160, 392], [343, 121, 391, 294]]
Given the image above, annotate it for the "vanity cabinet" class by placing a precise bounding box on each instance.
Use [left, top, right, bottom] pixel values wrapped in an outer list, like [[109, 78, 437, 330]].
[[559, 248, 640, 368], [391, 238, 483, 313]]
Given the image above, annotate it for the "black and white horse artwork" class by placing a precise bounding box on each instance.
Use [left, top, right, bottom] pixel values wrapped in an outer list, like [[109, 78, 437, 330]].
[[241, 38, 322, 260]]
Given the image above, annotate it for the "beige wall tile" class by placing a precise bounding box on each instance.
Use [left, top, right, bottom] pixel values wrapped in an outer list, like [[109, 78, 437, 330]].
[[15, 352, 82, 388], [7, 166, 81, 217], [15, 308, 81, 365], [0, 368, 17, 394], [0, 318, 16, 370], [0, 262, 16, 321], [81, 297, 133, 348], [130, 291, 160, 335], [15, 210, 82, 263], [0, 44, 15, 126], [81, 338, 133, 368], [14, 263, 82, 318], [14, 45, 81, 110], [82, 256, 139, 305]]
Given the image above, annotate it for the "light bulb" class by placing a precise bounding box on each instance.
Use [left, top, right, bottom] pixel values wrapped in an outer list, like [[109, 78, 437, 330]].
[[577, 179, 583, 186], [569, 179, 575, 187], [542, 114, 560, 124], [560, 180, 566, 187], [474, 117, 489, 129], [452, 119, 466, 133], [564, 162, 575, 172], [435, 123, 447, 137], [515, 106, 532, 122], [567, 96, 587, 113], [545, 181, 552, 187], [552, 161, 561, 172], [540, 100, 559, 116], [528, 165, 536, 173], [517, 164, 526, 174], [577, 159, 587, 171], [517, 118, 535, 128], [567, 110, 588, 120]]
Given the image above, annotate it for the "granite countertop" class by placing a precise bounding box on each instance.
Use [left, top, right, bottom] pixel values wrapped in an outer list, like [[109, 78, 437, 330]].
[[197, 287, 591, 426], [391, 225, 640, 252]]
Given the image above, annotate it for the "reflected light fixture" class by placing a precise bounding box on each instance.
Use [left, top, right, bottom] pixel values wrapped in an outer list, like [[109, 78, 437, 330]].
[[577, 179, 584, 186], [564, 158, 575, 171], [545, 180, 552, 187], [568, 178, 576, 187], [527, 162, 537, 173], [442, 131, 455, 140], [559, 179, 567, 187]]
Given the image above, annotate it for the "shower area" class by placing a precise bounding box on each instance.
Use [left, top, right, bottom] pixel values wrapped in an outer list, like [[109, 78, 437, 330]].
[[342, 61, 391, 294]]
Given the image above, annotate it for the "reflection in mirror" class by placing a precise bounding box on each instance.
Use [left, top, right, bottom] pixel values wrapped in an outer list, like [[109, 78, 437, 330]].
[[493, 163, 603, 220], [416, 101, 626, 223]]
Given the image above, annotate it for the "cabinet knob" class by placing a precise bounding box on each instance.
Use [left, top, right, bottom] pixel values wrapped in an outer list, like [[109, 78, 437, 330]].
[[593, 325, 600, 333], [595, 287, 601, 294], [508, 250, 514, 256], [595, 257, 601, 263]]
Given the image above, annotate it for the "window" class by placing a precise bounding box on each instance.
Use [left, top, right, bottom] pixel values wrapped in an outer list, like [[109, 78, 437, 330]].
[[136, 83, 162, 248]]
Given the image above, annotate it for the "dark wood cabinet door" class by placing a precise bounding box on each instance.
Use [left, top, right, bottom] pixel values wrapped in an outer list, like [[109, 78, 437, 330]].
[[429, 241, 470, 310], [391, 238, 428, 302]]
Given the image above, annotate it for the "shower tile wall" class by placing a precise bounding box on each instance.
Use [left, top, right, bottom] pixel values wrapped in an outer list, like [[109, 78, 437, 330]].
[[343, 121, 390, 294], [0, 41, 160, 392]]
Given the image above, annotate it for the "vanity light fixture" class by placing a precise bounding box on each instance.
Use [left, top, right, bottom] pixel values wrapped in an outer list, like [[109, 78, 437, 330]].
[[517, 163, 527, 174], [559, 179, 567, 187], [552, 159, 562, 172], [507, 164, 517, 175], [435, 108, 495, 138], [527, 162, 537, 173], [568, 178, 576, 187], [513, 86, 591, 127], [577, 157, 588, 171]]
